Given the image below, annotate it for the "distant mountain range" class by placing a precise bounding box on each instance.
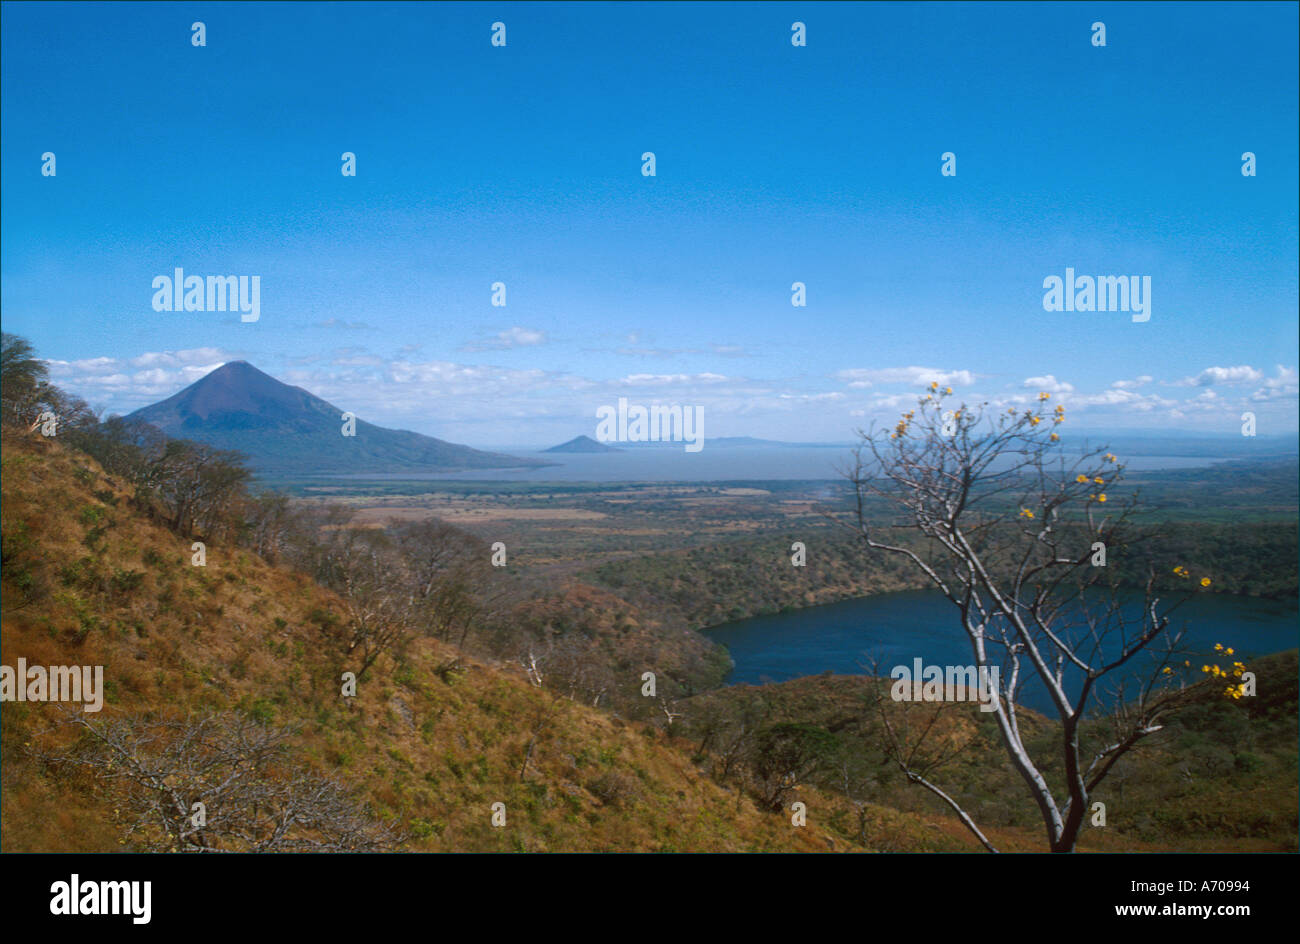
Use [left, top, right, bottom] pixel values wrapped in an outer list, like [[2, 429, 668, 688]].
[[126, 361, 551, 475], [553, 432, 1297, 459], [609, 436, 851, 449], [1063, 432, 1298, 460], [124, 363, 1297, 477], [544, 435, 621, 454]]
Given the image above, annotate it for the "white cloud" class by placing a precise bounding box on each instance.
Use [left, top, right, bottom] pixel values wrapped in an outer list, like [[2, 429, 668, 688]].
[[621, 372, 730, 386], [1250, 365, 1299, 402], [1111, 375, 1153, 389], [317, 318, 373, 330], [44, 355, 119, 374], [835, 366, 977, 389], [37, 346, 1299, 442], [1023, 374, 1075, 394], [44, 349, 235, 407], [1177, 365, 1263, 387], [127, 348, 228, 369], [710, 344, 750, 357], [604, 341, 752, 358], [778, 391, 845, 402], [863, 392, 924, 411], [1065, 388, 1178, 412], [461, 326, 548, 352]]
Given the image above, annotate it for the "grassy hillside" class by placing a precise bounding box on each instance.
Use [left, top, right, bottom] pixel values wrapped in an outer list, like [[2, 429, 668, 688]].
[[0, 430, 840, 852]]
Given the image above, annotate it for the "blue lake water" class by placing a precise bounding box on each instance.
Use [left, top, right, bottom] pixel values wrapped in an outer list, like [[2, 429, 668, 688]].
[[704, 590, 1298, 713]]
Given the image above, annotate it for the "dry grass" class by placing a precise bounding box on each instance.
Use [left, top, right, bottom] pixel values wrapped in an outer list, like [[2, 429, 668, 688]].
[[0, 431, 878, 852]]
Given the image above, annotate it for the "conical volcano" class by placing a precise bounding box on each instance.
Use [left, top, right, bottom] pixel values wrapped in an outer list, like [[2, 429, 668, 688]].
[[126, 361, 548, 474]]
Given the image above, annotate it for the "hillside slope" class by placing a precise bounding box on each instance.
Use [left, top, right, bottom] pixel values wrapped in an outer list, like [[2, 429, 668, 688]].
[[0, 430, 852, 852]]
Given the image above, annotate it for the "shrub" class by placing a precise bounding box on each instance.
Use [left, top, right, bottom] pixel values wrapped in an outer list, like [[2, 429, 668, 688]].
[[586, 770, 641, 809]]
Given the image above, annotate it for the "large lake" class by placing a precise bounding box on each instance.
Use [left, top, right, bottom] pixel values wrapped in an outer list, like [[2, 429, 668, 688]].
[[331, 447, 1241, 483], [704, 590, 1298, 713]]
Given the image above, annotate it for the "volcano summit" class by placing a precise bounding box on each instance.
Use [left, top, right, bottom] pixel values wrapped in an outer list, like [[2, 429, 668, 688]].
[[126, 361, 548, 475]]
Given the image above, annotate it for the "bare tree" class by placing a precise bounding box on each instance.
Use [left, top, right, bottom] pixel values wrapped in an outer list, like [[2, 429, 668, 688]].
[[748, 722, 840, 811], [329, 528, 416, 679], [518, 689, 566, 782], [866, 670, 998, 852], [36, 709, 403, 852], [0, 333, 94, 432], [241, 489, 296, 564], [688, 690, 773, 785], [657, 694, 684, 733], [1, 333, 48, 427], [286, 516, 418, 679], [836, 752, 880, 847], [846, 387, 1212, 852], [521, 648, 545, 687], [393, 518, 499, 646]]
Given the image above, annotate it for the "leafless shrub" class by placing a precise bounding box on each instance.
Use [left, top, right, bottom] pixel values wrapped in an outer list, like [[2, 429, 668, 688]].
[[34, 708, 404, 852]]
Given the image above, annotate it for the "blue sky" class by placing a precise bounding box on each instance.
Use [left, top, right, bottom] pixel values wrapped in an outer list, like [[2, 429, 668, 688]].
[[2, 1, 1296, 447]]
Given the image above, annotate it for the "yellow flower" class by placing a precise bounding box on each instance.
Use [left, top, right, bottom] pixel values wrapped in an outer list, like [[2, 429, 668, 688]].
[[930, 381, 938, 391], [1201, 577, 1211, 588], [1029, 416, 1041, 425], [1162, 666, 1172, 674], [1093, 476, 1104, 485], [1104, 453, 1116, 462], [944, 387, 952, 395], [1076, 474, 1089, 483], [1038, 392, 1051, 401], [1050, 433, 1059, 441], [1201, 665, 1210, 672], [1214, 643, 1223, 651], [1019, 508, 1035, 519], [1097, 493, 1107, 502]]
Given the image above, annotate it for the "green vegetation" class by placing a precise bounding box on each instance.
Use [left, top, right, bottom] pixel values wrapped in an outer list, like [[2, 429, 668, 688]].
[[680, 651, 1298, 851]]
